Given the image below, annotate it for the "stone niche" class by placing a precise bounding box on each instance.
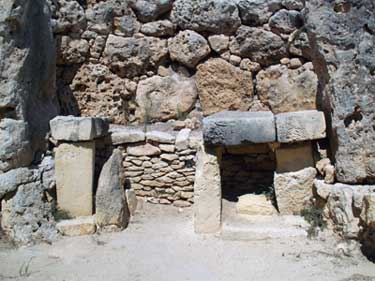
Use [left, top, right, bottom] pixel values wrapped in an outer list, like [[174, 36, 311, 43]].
[[194, 110, 326, 233]]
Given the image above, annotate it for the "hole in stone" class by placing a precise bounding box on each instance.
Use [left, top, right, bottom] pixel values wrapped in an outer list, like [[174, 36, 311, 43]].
[[344, 106, 363, 127]]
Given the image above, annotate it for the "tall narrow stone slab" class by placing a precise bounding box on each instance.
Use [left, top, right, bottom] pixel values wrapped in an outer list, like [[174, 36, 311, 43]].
[[55, 142, 95, 217], [194, 145, 222, 233]]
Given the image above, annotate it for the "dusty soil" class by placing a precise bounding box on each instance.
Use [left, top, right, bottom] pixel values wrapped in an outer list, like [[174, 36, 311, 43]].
[[0, 203, 374, 281]]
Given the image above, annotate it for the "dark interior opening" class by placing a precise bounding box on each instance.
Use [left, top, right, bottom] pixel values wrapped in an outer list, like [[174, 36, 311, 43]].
[[221, 145, 276, 203]]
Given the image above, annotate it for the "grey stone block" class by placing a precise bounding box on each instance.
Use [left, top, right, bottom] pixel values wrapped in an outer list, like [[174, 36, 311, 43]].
[[111, 128, 145, 145], [50, 116, 109, 142], [276, 110, 326, 143], [203, 111, 276, 146]]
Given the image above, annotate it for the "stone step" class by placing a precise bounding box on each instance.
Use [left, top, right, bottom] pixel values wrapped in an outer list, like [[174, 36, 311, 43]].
[[220, 214, 309, 241]]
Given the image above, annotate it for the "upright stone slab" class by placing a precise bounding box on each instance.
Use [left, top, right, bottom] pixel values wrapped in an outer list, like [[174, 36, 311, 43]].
[[55, 142, 95, 217], [194, 145, 222, 233]]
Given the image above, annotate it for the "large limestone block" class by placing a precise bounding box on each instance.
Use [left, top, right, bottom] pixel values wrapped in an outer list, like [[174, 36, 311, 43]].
[[276, 143, 314, 173], [236, 194, 278, 216], [256, 64, 318, 113], [274, 167, 317, 215], [50, 116, 109, 142], [56, 216, 96, 237], [276, 110, 326, 143], [135, 73, 197, 122], [171, 0, 241, 35], [195, 58, 254, 116], [194, 145, 221, 233], [55, 142, 95, 217], [203, 111, 276, 146], [96, 149, 129, 229]]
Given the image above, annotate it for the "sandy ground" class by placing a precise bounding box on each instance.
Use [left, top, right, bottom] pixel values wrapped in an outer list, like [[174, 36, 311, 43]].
[[0, 203, 374, 281]]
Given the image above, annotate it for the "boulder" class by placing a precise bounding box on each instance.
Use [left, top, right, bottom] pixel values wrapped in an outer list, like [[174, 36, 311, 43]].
[[140, 20, 176, 37], [50, 116, 109, 142], [194, 145, 221, 233], [103, 34, 168, 78], [275, 110, 326, 143], [195, 58, 254, 116], [203, 111, 276, 146], [135, 74, 197, 122], [269, 9, 303, 35], [230, 26, 287, 66], [171, 0, 241, 35], [304, 0, 375, 184], [237, 0, 282, 26], [168, 30, 211, 68], [130, 0, 173, 22], [56, 217, 96, 237], [274, 167, 317, 215], [236, 194, 278, 216], [256, 63, 318, 114], [0, 119, 32, 173], [0, 168, 37, 200], [96, 149, 129, 229]]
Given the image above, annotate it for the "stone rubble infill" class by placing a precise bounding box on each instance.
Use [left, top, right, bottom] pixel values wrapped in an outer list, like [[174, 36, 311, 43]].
[[50, 116, 109, 141]]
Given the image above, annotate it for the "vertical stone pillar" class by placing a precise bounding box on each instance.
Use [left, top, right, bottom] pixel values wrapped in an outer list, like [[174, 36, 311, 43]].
[[194, 145, 222, 233], [55, 142, 95, 217]]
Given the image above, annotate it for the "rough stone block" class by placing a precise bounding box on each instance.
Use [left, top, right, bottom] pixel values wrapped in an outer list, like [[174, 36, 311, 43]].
[[127, 143, 161, 156], [236, 194, 278, 216], [274, 167, 317, 215], [203, 111, 276, 145], [50, 116, 109, 142], [146, 131, 175, 144], [176, 129, 191, 151], [194, 145, 221, 233], [55, 142, 95, 217], [56, 216, 96, 236], [276, 143, 314, 173], [110, 128, 145, 145], [276, 110, 326, 143]]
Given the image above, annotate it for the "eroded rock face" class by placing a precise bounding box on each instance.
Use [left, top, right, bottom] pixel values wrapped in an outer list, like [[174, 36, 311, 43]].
[[237, 0, 282, 26], [103, 34, 168, 78], [230, 26, 287, 66], [256, 63, 318, 113], [269, 9, 303, 35], [0, 0, 59, 172], [304, 0, 375, 184], [96, 149, 129, 229], [135, 73, 198, 122], [196, 58, 253, 116], [171, 0, 241, 35], [130, 0, 174, 22]]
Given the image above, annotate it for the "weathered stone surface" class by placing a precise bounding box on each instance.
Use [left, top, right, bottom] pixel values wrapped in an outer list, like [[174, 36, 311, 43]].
[[146, 131, 175, 144], [269, 9, 303, 35], [276, 143, 314, 173], [55, 142, 95, 217], [130, 0, 173, 22], [237, 0, 282, 26], [282, 0, 305, 10], [203, 111, 276, 146], [0, 119, 32, 172], [49, 0, 86, 33], [276, 110, 326, 143], [135, 74, 197, 122], [176, 129, 191, 151], [208, 35, 229, 54], [96, 149, 129, 229], [314, 180, 375, 239], [171, 0, 241, 35], [304, 0, 375, 184], [0, 0, 59, 172], [274, 168, 317, 215], [194, 145, 221, 233], [195, 58, 253, 116], [361, 194, 375, 227], [316, 158, 335, 184], [168, 30, 211, 68], [256, 64, 318, 114], [110, 128, 145, 145], [141, 20, 176, 37], [127, 143, 161, 156], [57, 36, 89, 65], [230, 26, 287, 65], [56, 216, 96, 236], [125, 189, 138, 216], [0, 168, 37, 200], [50, 116, 109, 141], [236, 194, 278, 216], [103, 34, 168, 78]]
